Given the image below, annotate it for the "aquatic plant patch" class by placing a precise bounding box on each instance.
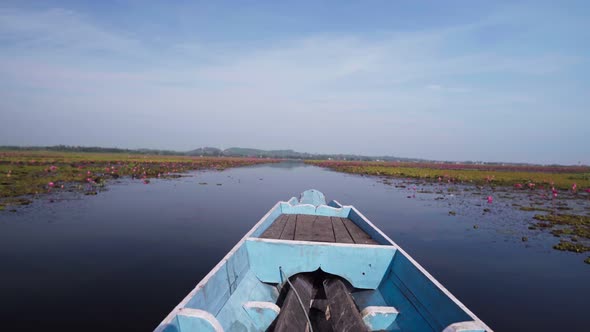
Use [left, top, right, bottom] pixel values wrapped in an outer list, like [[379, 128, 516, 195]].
[[309, 160, 590, 264], [0, 150, 278, 208], [307, 160, 590, 190]]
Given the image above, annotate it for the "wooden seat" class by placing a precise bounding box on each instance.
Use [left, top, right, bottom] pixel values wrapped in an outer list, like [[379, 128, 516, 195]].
[[260, 214, 379, 244]]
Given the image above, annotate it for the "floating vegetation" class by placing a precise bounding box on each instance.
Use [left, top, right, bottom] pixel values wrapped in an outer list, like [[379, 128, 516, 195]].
[[306, 160, 590, 189], [527, 213, 590, 262], [553, 241, 590, 253], [448, 211, 456, 216], [532, 214, 590, 241], [0, 197, 33, 211], [585, 257, 590, 264], [551, 228, 573, 237], [533, 214, 590, 229], [0, 150, 277, 209], [520, 206, 553, 212]]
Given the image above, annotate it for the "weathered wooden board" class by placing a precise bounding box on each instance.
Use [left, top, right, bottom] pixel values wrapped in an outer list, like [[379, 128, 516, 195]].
[[273, 274, 314, 332], [323, 278, 368, 332], [262, 214, 379, 245], [341, 218, 378, 245], [331, 217, 354, 243], [310, 216, 336, 242], [294, 214, 317, 241], [279, 214, 297, 240], [260, 214, 288, 239]]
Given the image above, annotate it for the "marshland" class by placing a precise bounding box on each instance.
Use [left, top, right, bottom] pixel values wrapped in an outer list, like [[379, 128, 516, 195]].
[[1, 150, 590, 331]]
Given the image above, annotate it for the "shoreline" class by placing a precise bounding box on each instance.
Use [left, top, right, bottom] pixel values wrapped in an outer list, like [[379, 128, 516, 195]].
[[308, 162, 590, 264], [0, 150, 277, 211]]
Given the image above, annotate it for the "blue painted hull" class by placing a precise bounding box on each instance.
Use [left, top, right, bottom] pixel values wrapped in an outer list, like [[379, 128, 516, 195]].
[[155, 190, 491, 332]]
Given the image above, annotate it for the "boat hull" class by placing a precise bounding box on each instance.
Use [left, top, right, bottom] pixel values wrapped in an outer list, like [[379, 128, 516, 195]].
[[155, 190, 491, 332]]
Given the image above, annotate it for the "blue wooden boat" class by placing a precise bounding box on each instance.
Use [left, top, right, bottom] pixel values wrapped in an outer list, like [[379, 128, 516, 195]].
[[155, 190, 491, 332]]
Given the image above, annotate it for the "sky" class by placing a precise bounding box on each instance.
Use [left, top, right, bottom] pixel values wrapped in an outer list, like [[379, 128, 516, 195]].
[[0, 1, 589, 164]]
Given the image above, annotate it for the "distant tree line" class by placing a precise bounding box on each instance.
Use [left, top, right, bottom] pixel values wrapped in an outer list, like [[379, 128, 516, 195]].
[[0, 145, 572, 166], [0, 145, 180, 155]]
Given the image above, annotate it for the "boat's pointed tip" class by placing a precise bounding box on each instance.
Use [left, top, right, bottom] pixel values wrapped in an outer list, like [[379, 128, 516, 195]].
[[299, 189, 327, 206]]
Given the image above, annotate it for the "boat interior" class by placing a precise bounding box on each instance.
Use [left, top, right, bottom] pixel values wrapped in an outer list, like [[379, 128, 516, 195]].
[[155, 190, 490, 332]]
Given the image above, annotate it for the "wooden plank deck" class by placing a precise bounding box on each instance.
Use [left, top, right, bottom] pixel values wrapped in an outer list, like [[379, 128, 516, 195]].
[[261, 214, 378, 245]]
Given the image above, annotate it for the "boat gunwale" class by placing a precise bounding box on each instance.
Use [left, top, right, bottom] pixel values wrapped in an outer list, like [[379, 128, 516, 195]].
[[155, 200, 284, 328], [347, 204, 493, 332], [247, 237, 394, 249]]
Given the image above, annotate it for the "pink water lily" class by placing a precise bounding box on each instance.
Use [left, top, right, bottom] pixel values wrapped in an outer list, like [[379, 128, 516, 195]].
[[514, 183, 523, 189], [572, 183, 577, 192], [48, 182, 55, 187], [487, 196, 493, 203]]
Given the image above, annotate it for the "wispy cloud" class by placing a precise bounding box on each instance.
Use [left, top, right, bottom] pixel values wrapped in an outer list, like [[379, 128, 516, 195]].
[[0, 3, 588, 163], [0, 8, 141, 55]]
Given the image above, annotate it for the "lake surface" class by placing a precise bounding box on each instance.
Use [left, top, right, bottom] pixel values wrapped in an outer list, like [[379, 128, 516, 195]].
[[1, 162, 588, 331]]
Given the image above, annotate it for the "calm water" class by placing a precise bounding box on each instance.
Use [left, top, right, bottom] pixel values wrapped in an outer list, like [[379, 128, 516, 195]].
[[0, 162, 588, 331]]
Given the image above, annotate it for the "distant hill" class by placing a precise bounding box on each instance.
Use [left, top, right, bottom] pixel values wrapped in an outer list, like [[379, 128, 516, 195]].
[[222, 148, 314, 159], [185, 147, 223, 156]]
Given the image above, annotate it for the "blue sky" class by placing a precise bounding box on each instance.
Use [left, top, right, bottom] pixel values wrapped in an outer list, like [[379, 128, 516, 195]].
[[1, 1, 588, 164]]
